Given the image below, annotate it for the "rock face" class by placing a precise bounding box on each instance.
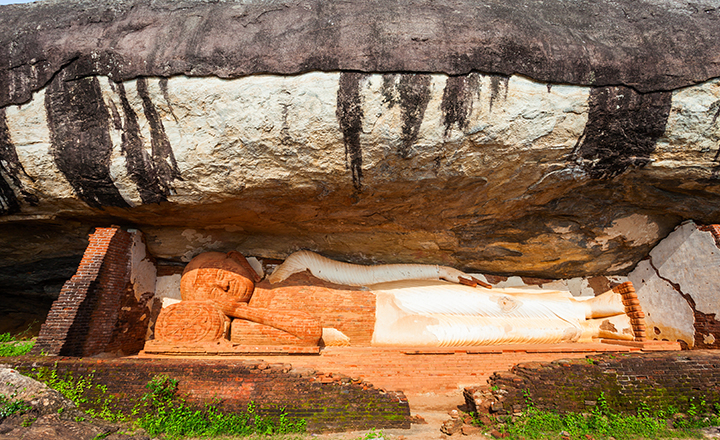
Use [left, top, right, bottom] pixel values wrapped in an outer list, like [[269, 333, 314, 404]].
[[0, 368, 74, 414], [2, 0, 720, 108], [1, 0, 720, 302]]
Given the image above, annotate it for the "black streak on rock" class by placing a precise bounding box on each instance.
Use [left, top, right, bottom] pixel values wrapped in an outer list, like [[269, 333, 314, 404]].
[[336, 72, 367, 190], [488, 75, 509, 112], [441, 74, 479, 136], [45, 73, 130, 208], [571, 86, 672, 179], [136, 78, 182, 190], [381, 74, 397, 108], [107, 99, 123, 130], [115, 80, 168, 204], [159, 78, 179, 123], [397, 74, 431, 158]]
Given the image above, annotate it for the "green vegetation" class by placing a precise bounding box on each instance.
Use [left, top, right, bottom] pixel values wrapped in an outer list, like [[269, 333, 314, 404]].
[[0, 392, 32, 418], [479, 391, 720, 440], [0, 332, 34, 357], [28, 367, 306, 439], [135, 374, 305, 439], [361, 428, 385, 440], [31, 366, 126, 422]]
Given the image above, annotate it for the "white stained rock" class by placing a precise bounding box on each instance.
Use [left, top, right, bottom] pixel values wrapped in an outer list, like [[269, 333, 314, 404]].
[[2, 70, 720, 277], [0, 72, 590, 212], [652, 78, 720, 173]]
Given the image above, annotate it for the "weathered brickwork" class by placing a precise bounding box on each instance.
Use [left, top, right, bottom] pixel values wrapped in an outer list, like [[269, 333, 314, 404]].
[[698, 225, 720, 248], [32, 227, 147, 356], [11, 357, 411, 432], [485, 351, 720, 415], [614, 282, 647, 341], [251, 273, 376, 346]]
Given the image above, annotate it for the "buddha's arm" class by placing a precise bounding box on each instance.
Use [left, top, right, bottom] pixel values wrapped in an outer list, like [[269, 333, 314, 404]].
[[268, 250, 473, 285], [212, 299, 322, 344]]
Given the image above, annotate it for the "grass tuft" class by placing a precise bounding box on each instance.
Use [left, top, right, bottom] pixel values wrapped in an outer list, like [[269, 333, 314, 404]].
[[0, 332, 34, 357]]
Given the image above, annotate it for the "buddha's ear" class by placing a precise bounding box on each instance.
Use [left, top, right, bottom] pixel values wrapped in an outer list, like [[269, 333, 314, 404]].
[[226, 251, 262, 282]]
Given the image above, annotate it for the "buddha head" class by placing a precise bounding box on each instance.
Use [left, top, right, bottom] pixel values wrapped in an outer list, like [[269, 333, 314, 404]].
[[180, 251, 260, 303]]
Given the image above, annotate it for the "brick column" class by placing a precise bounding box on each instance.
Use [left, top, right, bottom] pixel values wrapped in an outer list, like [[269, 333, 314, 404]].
[[33, 227, 133, 357]]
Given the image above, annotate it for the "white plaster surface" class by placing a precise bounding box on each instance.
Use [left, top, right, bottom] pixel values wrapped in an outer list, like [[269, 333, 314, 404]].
[[649, 221, 720, 316], [155, 274, 182, 302], [628, 259, 696, 346], [129, 231, 157, 302]]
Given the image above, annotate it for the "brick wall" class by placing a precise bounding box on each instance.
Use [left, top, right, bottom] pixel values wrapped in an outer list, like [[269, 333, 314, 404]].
[[252, 273, 376, 346], [32, 227, 148, 357], [12, 357, 411, 432], [484, 351, 720, 415]]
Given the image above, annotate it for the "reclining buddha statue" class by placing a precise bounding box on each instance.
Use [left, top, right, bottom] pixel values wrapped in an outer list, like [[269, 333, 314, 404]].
[[151, 250, 645, 349]]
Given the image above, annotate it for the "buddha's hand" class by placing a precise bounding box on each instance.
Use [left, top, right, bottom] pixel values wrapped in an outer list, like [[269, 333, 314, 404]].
[[439, 266, 492, 289]]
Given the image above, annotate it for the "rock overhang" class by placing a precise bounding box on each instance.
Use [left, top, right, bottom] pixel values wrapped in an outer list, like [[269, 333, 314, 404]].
[[2, 0, 720, 108], [1, 0, 720, 286]]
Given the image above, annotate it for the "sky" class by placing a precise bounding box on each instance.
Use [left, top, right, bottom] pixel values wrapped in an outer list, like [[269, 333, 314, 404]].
[[0, 0, 37, 4]]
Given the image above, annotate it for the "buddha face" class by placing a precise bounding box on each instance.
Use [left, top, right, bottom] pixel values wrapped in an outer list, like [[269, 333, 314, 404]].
[[180, 252, 256, 302]]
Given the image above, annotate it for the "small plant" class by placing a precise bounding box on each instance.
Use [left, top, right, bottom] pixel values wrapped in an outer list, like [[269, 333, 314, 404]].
[[31, 365, 93, 406], [30, 366, 126, 423], [143, 374, 179, 404], [0, 393, 32, 418], [362, 428, 385, 439], [522, 389, 534, 408]]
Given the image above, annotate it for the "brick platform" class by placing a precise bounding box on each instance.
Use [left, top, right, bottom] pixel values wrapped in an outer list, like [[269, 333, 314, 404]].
[[138, 342, 652, 397]]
